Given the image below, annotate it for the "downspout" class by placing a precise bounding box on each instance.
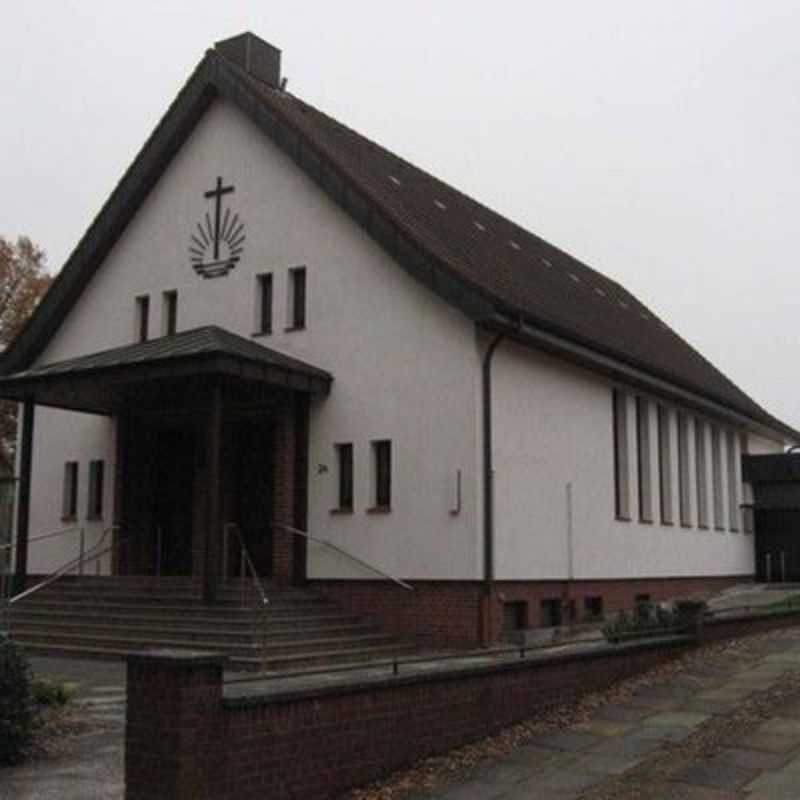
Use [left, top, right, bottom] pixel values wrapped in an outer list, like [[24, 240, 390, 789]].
[[481, 332, 505, 646]]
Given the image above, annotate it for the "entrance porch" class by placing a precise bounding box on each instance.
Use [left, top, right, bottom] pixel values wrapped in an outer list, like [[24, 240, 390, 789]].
[[0, 326, 332, 601]]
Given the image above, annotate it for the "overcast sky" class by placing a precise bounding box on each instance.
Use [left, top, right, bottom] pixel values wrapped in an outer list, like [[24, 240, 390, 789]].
[[2, 1, 798, 428]]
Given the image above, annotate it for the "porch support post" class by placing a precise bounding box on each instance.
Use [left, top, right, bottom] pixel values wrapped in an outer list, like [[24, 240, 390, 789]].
[[112, 414, 127, 575], [203, 383, 223, 603], [14, 399, 34, 593]]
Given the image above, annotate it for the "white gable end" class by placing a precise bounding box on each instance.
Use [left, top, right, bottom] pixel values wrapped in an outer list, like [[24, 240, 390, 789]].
[[29, 99, 483, 580]]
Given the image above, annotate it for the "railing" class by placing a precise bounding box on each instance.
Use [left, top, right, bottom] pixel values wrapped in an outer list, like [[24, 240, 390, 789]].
[[225, 624, 688, 686], [1, 525, 122, 635], [0, 525, 88, 601], [272, 521, 414, 591], [223, 522, 269, 667]]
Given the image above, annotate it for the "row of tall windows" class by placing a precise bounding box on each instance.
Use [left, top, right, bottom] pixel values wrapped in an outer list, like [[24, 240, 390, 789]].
[[614, 390, 750, 532], [135, 290, 178, 342], [256, 266, 306, 335], [132, 266, 309, 343], [333, 440, 392, 513], [62, 459, 105, 521]]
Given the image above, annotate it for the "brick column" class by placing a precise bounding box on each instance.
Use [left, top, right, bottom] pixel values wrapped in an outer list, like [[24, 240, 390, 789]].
[[272, 400, 296, 583], [126, 650, 225, 800]]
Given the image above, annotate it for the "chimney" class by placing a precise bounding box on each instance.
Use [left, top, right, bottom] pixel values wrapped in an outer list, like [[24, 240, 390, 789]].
[[215, 32, 281, 88]]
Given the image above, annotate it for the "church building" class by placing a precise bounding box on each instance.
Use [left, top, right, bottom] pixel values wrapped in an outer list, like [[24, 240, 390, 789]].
[[2, 33, 796, 648]]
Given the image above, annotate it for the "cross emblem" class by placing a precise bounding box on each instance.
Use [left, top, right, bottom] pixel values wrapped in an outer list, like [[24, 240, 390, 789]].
[[189, 176, 245, 278]]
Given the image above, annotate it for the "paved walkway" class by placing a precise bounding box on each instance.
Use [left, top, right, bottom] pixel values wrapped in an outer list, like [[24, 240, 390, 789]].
[[0, 657, 126, 800], [408, 630, 800, 799]]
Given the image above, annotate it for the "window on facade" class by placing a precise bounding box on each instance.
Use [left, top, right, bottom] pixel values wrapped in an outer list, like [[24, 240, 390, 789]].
[[584, 596, 604, 620], [62, 461, 79, 520], [741, 432, 754, 533], [502, 601, 527, 631], [135, 295, 149, 343], [287, 267, 306, 330], [678, 413, 691, 527], [636, 396, 652, 522], [162, 290, 178, 336], [256, 273, 273, 334], [658, 405, 673, 525], [87, 460, 104, 519], [727, 430, 740, 532], [540, 598, 562, 628], [711, 425, 724, 530], [335, 443, 353, 511], [371, 439, 392, 510], [695, 419, 709, 528], [613, 390, 630, 521]]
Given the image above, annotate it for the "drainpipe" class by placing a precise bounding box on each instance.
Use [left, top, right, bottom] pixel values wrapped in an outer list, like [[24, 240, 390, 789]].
[[481, 332, 505, 646]]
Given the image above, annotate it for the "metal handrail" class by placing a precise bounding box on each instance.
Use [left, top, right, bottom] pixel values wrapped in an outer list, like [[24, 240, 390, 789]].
[[272, 521, 414, 591], [4, 525, 122, 608], [0, 525, 83, 551], [223, 523, 269, 609]]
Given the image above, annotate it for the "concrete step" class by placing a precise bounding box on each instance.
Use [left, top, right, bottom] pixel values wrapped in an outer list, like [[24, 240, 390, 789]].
[[9, 577, 415, 670], [10, 628, 400, 658], [9, 608, 373, 635], [9, 615, 381, 640]]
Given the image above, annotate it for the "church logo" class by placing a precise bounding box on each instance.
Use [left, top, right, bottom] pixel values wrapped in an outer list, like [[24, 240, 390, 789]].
[[189, 176, 245, 278]]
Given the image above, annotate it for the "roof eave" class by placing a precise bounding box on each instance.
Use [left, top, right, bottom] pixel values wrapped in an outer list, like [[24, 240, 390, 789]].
[[482, 312, 800, 443]]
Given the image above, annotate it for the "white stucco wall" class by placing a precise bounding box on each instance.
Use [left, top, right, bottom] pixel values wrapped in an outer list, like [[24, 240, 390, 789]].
[[491, 340, 766, 581], [26, 98, 481, 579]]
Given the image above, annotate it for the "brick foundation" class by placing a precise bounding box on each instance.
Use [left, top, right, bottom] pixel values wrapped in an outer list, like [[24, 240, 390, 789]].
[[313, 575, 749, 648]]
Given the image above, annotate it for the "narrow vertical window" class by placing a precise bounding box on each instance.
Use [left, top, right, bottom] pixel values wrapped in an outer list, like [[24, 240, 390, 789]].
[[741, 432, 754, 533], [135, 295, 149, 343], [62, 461, 79, 520], [87, 460, 105, 519], [335, 443, 353, 512], [162, 290, 178, 336], [256, 273, 273, 334], [658, 405, 673, 525], [613, 390, 630, 520], [288, 267, 306, 330], [727, 430, 740, 531], [371, 440, 392, 510], [678, 413, 691, 526], [695, 419, 709, 528], [711, 425, 724, 530], [636, 397, 652, 522]]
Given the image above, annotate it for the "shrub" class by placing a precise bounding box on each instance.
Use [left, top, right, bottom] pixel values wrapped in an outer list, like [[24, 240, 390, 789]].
[[0, 633, 35, 766], [31, 677, 76, 707], [602, 603, 684, 644]]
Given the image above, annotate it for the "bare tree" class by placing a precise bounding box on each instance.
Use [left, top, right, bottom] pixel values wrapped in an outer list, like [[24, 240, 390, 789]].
[[0, 236, 52, 462]]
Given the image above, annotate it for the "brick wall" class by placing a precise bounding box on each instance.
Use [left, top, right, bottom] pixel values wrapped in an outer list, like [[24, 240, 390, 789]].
[[271, 398, 296, 583], [314, 575, 748, 648], [125, 609, 800, 800]]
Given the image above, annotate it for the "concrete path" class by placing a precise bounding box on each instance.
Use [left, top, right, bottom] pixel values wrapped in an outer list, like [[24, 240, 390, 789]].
[[410, 630, 800, 800], [0, 657, 126, 800]]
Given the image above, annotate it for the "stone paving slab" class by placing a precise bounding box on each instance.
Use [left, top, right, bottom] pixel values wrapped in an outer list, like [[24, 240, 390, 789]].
[[671, 759, 760, 790]]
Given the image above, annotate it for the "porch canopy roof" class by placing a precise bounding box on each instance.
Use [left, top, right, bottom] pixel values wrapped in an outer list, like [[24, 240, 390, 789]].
[[0, 325, 332, 414]]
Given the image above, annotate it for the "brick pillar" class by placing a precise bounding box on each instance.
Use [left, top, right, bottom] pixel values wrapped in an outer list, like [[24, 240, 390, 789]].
[[272, 399, 296, 583], [126, 650, 225, 800]]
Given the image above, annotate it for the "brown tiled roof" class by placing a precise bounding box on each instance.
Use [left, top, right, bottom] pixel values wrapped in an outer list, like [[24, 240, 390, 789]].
[[1, 43, 793, 437], [220, 54, 792, 435]]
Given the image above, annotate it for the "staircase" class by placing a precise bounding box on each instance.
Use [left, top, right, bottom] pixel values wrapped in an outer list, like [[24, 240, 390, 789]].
[[4, 576, 414, 670]]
